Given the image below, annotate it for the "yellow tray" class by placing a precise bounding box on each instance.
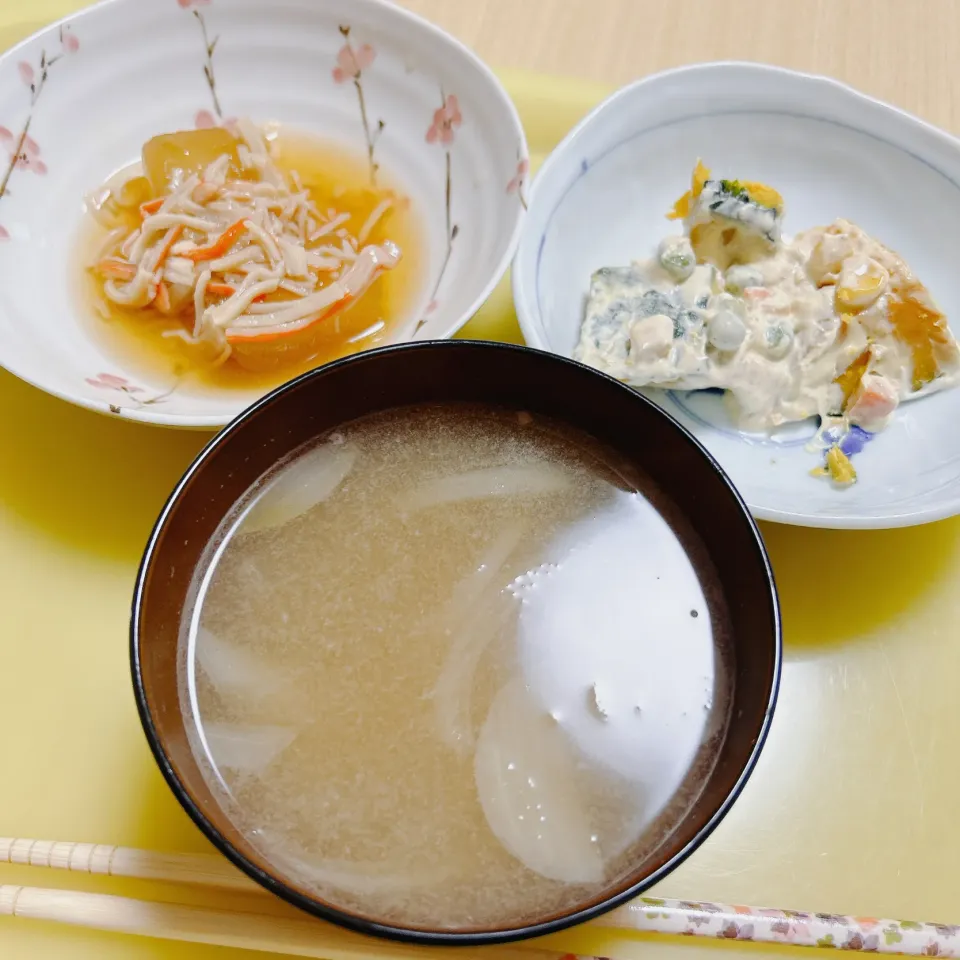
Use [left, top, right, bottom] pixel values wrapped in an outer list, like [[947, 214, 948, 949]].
[[3, 7, 960, 959]]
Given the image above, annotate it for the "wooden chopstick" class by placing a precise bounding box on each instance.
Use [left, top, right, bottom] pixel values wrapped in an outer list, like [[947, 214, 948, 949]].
[[0, 837, 254, 892], [0, 884, 551, 960]]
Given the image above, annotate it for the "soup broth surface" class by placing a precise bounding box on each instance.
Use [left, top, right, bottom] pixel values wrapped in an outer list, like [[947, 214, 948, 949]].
[[183, 403, 731, 929]]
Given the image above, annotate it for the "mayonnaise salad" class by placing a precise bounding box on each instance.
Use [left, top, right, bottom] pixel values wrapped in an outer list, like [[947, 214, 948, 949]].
[[575, 161, 960, 485]]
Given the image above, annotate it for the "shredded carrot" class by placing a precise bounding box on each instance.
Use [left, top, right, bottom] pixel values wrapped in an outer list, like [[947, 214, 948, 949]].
[[227, 295, 353, 344], [140, 198, 164, 218], [154, 281, 171, 313], [95, 258, 137, 280], [184, 219, 248, 262], [154, 224, 183, 270]]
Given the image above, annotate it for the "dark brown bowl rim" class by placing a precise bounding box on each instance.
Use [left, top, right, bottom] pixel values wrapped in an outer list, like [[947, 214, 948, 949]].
[[131, 339, 781, 946]]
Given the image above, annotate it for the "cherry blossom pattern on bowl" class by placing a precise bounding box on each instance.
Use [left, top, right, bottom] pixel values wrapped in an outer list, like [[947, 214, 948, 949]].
[[0, 0, 526, 428], [0, 24, 79, 231], [513, 62, 960, 529]]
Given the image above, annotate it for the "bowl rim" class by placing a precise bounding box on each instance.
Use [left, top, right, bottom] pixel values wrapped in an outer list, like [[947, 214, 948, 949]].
[[511, 60, 960, 530], [130, 338, 782, 945], [0, 0, 528, 430]]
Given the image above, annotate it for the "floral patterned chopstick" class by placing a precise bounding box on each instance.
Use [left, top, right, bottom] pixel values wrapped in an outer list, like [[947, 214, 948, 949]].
[[589, 896, 960, 956], [2, 838, 957, 955]]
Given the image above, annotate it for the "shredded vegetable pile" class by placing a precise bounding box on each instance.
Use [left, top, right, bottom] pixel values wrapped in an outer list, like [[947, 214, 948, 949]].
[[88, 120, 400, 366]]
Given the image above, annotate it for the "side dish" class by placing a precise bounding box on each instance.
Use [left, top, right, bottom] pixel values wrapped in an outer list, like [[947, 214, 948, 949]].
[[575, 161, 960, 485], [83, 122, 420, 387]]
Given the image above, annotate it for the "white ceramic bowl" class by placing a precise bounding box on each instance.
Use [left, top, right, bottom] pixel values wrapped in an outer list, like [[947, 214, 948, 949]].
[[0, 0, 527, 428], [513, 62, 960, 529]]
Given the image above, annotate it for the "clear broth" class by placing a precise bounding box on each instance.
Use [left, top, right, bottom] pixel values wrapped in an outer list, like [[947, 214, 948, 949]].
[[181, 404, 732, 929], [77, 131, 425, 396]]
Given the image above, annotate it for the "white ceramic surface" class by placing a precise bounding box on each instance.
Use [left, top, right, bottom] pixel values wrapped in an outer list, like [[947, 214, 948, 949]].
[[513, 62, 960, 529], [0, 0, 527, 427]]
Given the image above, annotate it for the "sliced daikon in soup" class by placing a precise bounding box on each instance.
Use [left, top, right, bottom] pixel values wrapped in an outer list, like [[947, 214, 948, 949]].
[[202, 722, 297, 776], [264, 843, 454, 898], [195, 626, 284, 698], [240, 440, 357, 534], [427, 523, 526, 752], [516, 493, 717, 820], [397, 463, 574, 512], [474, 678, 604, 884]]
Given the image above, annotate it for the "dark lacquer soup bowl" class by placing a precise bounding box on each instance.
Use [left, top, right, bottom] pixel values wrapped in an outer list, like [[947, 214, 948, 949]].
[[131, 340, 780, 945]]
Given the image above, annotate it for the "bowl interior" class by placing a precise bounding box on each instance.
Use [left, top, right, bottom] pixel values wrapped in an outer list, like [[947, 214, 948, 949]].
[[0, 0, 526, 427], [513, 63, 960, 528], [132, 341, 780, 943]]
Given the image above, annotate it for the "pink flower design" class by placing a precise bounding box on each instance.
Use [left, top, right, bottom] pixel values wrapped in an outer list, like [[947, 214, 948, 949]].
[[418, 88, 460, 332], [0, 127, 46, 175], [86, 372, 144, 393], [1, 30, 76, 203], [85, 371, 177, 410], [178, 0, 211, 7], [426, 94, 462, 145], [21, 156, 46, 175], [0, 225, 9, 240], [332, 42, 375, 84], [331, 27, 382, 185], [507, 157, 529, 194]]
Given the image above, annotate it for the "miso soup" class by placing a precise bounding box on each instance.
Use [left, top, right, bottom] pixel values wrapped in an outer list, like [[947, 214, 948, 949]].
[[180, 403, 732, 929]]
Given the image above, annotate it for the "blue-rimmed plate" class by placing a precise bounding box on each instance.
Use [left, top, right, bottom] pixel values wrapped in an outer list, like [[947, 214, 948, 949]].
[[512, 62, 960, 529]]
